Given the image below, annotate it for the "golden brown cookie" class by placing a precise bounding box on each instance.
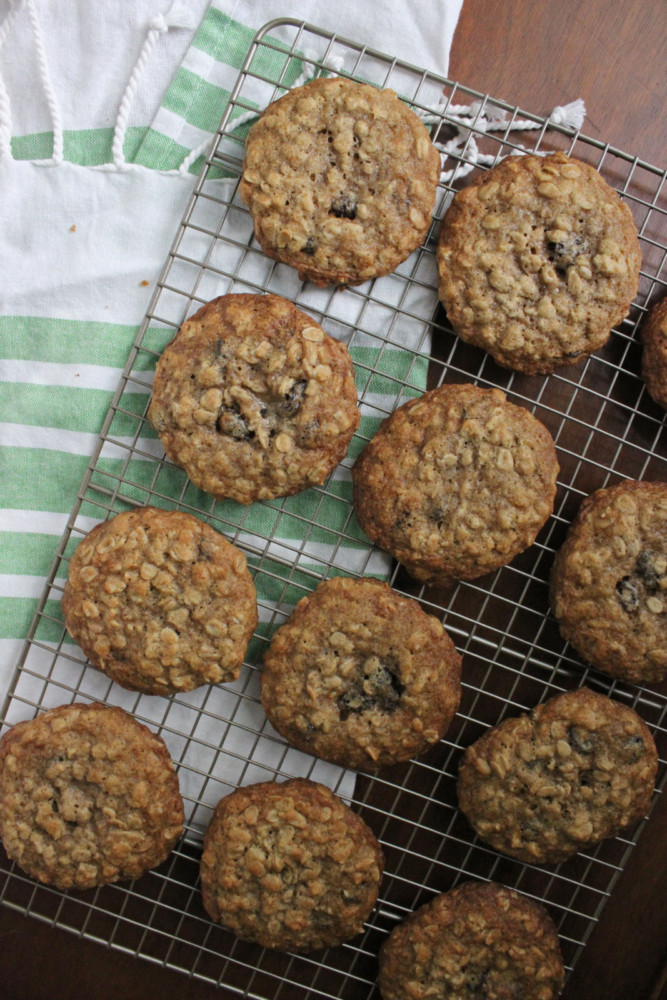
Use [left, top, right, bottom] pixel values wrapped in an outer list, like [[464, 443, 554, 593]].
[[62, 506, 257, 694], [378, 881, 565, 1000], [200, 778, 384, 952], [641, 297, 667, 410], [239, 77, 441, 286], [148, 294, 359, 504], [352, 383, 559, 587], [437, 152, 642, 374], [457, 688, 657, 864], [0, 703, 184, 890], [550, 479, 667, 685], [261, 576, 461, 770]]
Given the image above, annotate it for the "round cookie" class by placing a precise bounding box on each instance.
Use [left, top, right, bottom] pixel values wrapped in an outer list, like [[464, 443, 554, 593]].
[[457, 687, 657, 864], [550, 479, 667, 685], [148, 293, 360, 504], [239, 77, 441, 286], [62, 506, 257, 695], [352, 383, 559, 587], [378, 881, 565, 1000], [437, 151, 642, 374], [0, 703, 184, 890], [641, 297, 667, 410], [200, 778, 384, 952], [261, 576, 462, 770]]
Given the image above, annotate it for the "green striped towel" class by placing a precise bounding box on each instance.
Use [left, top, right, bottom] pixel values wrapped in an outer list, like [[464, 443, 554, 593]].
[[0, 3, 461, 816]]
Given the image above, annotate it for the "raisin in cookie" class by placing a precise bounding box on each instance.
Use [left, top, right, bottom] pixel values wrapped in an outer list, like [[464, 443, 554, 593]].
[[239, 77, 441, 286], [261, 577, 461, 770], [437, 152, 642, 374], [457, 687, 657, 864], [62, 506, 257, 695], [641, 297, 667, 410], [200, 778, 383, 952], [352, 383, 558, 587], [148, 294, 359, 504], [0, 703, 184, 890], [378, 881, 565, 1000], [550, 479, 667, 685]]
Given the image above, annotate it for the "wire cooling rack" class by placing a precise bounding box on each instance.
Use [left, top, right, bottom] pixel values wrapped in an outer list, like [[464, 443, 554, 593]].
[[2, 18, 667, 1000]]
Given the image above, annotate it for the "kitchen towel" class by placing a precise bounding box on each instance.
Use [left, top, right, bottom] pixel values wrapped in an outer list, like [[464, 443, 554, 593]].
[[0, 0, 464, 815]]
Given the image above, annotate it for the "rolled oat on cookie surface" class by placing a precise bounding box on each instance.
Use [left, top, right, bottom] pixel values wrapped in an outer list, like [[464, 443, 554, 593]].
[[200, 777, 383, 952], [148, 293, 359, 504], [0, 703, 184, 890], [352, 382, 558, 587], [62, 505, 257, 695], [239, 77, 440, 287], [437, 151, 641, 375]]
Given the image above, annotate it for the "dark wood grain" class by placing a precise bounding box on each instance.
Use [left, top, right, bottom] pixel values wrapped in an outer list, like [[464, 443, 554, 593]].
[[1, 3, 665, 998], [449, 0, 666, 166]]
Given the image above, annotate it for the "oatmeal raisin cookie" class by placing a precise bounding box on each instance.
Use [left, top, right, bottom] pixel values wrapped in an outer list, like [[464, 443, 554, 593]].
[[261, 576, 461, 769], [62, 506, 257, 694], [378, 881, 565, 1000], [200, 778, 383, 951], [437, 152, 642, 374], [550, 479, 667, 685], [641, 297, 667, 410], [352, 383, 558, 586], [239, 77, 440, 286], [148, 294, 359, 504], [457, 687, 657, 864], [0, 703, 184, 889]]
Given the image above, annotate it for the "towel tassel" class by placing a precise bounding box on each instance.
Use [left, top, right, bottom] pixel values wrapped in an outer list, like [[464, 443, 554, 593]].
[[113, 0, 198, 171]]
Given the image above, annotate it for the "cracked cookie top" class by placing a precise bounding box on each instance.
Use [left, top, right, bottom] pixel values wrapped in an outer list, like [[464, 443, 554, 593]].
[[200, 778, 383, 952], [148, 294, 360, 504], [641, 297, 667, 411], [437, 152, 642, 374], [62, 506, 257, 694], [0, 703, 184, 890], [239, 77, 441, 287], [261, 576, 461, 770], [550, 479, 667, 684], [378, 881, 565, 1000], [457, 687, 657, 864], [352, 383, 559, 587]]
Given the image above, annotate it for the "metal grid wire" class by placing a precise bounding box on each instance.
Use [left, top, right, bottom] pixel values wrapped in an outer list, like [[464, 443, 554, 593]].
[[2, 17, 667, 999]]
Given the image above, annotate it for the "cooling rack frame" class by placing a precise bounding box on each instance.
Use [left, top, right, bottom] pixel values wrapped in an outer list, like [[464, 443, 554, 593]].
[[2, 17, 666, 1000]]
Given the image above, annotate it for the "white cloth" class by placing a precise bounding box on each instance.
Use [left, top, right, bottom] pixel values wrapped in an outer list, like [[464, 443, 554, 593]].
[[2, 0, 462, 144], [0, 0, 464, 827]]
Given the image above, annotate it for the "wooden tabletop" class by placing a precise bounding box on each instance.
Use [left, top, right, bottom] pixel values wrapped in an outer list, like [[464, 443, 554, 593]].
[[1, 1, 665, 998], [450, 0, 666, 167]]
